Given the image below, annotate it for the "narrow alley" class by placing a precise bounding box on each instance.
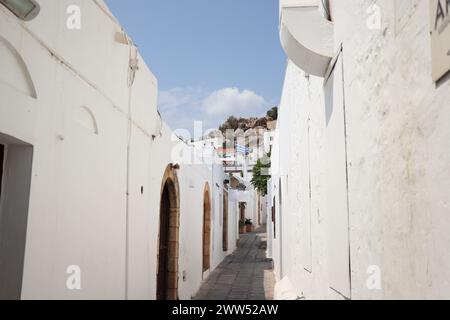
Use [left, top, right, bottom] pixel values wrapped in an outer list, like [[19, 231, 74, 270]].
[[2, 0, 450, 303], [194, 227, 274, 300]]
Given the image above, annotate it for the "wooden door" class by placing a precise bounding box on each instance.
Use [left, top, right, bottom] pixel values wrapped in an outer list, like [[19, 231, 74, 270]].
[[157, 184, 170, 300], [202, 187, 211, 272], [222, 191, 228, 251]]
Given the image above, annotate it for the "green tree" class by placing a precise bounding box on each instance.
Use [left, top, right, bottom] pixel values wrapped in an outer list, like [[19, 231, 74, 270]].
[[266, 107, 278, 121], [251, 152, 271, 196]]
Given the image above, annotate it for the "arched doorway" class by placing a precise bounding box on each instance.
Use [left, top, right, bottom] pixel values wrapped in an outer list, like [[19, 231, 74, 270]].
[[202, 183, 211, 273], [157, 165, 180, 300]]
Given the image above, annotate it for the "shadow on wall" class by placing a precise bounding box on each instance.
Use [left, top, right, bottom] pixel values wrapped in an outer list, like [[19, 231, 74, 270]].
[[0, 133, 33, 300]]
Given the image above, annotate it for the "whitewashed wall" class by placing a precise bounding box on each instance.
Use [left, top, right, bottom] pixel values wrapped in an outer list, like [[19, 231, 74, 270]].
[[0, 0, 236, 300], [271, 0, 450, 300]]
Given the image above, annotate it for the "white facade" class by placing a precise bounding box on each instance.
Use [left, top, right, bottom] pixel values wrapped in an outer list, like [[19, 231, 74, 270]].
[[269, 0, 450, 300], [0, 0, 238, 300]]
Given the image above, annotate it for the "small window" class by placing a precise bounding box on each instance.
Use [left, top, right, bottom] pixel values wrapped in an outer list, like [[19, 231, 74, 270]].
[[0, 0, 40, 21]]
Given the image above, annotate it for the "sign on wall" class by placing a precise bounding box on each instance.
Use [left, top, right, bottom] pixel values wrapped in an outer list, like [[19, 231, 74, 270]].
[[430, 0, 450, 81]]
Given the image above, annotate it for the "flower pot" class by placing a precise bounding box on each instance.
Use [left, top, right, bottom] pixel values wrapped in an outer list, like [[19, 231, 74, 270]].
[[246, 224, 253, 233], [239, 226, 246, 234]]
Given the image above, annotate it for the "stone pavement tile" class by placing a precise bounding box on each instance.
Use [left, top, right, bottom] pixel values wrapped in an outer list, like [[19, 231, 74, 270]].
[[248, 294, 266, 300], [193, 226, 274, 301], [227, 296, 248, 300], [230, 287, 250, 293]]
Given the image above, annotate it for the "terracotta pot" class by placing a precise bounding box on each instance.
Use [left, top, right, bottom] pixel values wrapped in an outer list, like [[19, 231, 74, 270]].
[[239, 226, 246, 234], [246, 224, 253, 233]]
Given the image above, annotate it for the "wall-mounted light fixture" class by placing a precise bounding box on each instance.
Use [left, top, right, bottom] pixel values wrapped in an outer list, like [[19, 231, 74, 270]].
[[0, 0, 40, 21]]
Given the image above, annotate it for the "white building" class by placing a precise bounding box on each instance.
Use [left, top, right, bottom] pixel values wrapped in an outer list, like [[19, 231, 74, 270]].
[[268, 0, 450, 300], [0, 0, 238, 300]]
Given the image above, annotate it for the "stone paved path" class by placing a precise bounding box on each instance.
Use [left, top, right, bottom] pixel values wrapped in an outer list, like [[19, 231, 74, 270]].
[[194, 226, 274, 300]]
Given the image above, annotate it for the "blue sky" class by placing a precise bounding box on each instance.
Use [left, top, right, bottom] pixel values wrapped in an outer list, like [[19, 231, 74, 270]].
[[105, 0, 286, 135]]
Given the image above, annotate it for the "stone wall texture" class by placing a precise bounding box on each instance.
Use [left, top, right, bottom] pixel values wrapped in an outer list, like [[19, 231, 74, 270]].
[[271, 0, 450, 300]]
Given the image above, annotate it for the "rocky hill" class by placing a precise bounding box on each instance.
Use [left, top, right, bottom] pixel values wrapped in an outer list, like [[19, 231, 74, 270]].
[[218, 107, 278, 134]]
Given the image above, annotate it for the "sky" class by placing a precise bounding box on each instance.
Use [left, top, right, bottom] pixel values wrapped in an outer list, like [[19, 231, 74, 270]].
[[105, 0, 286, 136]]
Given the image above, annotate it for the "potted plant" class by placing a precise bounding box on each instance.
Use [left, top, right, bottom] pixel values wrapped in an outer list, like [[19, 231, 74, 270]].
[[239, 220, 246, 234], [245, 219, 254, 233]]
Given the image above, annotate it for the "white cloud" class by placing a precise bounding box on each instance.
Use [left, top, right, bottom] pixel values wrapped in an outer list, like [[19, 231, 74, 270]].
[[202, 87, 266, 117], [158, 86, 268, 133], [159, 86, 204, 110]]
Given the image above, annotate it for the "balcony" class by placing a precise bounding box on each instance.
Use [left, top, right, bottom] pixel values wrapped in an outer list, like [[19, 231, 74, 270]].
[[279, 0, 334, 77]]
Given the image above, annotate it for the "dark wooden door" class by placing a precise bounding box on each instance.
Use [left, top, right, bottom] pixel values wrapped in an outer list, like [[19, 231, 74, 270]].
[[202, 193, 211, 272], [222, 191, 228, 251], [272, 197, 276, 239], [239, 203, 245, 221], [157, 184, 170, 300]]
